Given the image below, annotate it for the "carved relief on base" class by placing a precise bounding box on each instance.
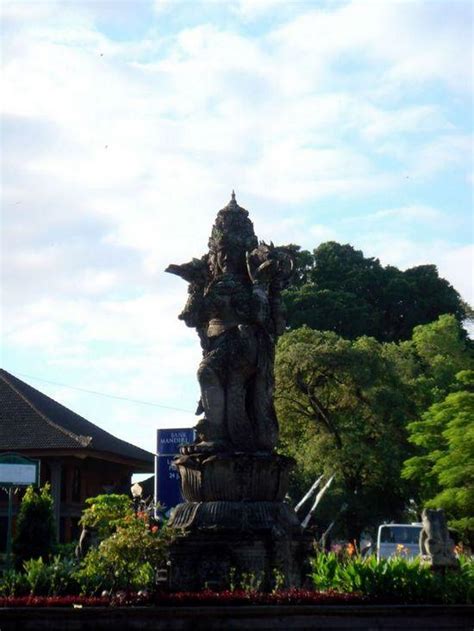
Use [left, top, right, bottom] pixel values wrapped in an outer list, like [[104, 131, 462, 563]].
[[167, 528, 313, 592]]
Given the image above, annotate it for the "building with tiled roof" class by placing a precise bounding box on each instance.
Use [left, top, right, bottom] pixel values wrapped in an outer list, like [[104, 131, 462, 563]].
[[0, 369, 154, 544]]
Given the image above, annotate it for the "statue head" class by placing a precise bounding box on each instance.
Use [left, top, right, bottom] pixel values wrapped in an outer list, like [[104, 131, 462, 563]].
[[208, 192, 258, 277]]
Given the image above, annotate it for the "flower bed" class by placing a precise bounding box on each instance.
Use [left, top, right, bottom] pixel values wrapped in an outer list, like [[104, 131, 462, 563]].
[[0, 588, 363, 608], [0, 595, 109, 608]]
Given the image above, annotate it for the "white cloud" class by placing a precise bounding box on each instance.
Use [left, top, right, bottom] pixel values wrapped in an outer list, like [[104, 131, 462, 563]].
[[437, 244, 474, 306], [359, 105, 452, 142], [234, 0, 287, 19], [370, 204, 445, 223], [7, 321, 64, 348], [1, 0, 472, 451], [271, 1, 472, 94], [410, 134, 473, 178]]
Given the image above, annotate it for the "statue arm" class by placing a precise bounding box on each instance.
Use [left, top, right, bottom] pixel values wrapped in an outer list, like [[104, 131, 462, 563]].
[[245, 246, 293, 333], [250, 283, 270, 325], [269, 288, 287, 336], [165, 257, 210, 328], [165, 257, 208, 283]]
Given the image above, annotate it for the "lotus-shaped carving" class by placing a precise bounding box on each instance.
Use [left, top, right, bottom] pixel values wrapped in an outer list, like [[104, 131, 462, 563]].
[[174, 453, 294, 502]]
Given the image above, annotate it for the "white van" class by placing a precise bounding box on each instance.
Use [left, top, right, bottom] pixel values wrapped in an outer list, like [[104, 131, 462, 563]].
[[376, 523, 422, 560]]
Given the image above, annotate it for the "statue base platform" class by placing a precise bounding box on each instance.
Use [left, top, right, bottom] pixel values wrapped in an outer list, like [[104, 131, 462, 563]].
[[167, 501, 313, 591], [167, 452, 312, 591]]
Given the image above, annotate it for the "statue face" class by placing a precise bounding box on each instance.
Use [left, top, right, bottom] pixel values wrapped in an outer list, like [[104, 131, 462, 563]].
[[216, 245, 244, 275]]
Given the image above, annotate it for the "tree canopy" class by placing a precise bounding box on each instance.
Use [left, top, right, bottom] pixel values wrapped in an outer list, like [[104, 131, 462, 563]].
[[283, 242, 469, 342], [275, 326, 415, 540], [275, 315, 473, 542], [403, 370, 474, 544]]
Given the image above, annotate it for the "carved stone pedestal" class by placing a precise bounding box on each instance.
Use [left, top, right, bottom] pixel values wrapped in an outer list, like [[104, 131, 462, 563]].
[[167, 454, 313, 591], [167, 525, 311, 592]]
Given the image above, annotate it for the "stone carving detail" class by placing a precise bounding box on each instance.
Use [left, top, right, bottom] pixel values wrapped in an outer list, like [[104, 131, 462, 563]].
[[419, 508, 459, 569], [166, 192, 293, 456], [174, 453, 293, 502]]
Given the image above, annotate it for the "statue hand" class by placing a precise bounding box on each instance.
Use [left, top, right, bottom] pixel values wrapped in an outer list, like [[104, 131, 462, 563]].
[[246, 244, 279, 285], [252, 259, 276, 285]]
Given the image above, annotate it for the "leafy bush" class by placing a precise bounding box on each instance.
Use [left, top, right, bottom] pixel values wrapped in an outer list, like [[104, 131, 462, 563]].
[[442, 555, 474, 604], [79, 494, 133, 539], [76, 511, 175, 594], [22, 558, 51, 596], [22, 556, 80, 596], [45, 555, 80, 596], [54, 542, 77, 559], [310, 552, 473, 604], [0, 569, 29, 597], [1, 493, 174, 598], [12, 484, 56, 568]]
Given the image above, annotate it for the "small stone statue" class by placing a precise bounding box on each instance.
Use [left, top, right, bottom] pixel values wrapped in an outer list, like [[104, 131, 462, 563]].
[[166, 192, 293, 455], [419, 508, 459, 569], [75, 525, 98, 559]]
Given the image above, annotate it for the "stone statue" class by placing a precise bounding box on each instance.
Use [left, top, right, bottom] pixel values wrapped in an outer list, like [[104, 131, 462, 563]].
[[166, 192, 293, 455], [419, 508, 459, 569], [165, 194, 310, 591], [75, 525, 98, 560]]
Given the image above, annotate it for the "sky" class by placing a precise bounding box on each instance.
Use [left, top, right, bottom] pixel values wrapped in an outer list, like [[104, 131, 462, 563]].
[[1, 0, 473, 462]]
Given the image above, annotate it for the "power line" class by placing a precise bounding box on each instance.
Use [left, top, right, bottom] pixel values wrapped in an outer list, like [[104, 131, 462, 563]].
[[14, 371, 195, 414]]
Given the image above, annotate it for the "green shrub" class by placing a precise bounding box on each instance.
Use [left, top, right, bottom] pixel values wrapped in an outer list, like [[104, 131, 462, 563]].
[[79, 494, 133, 540], [22, 555, 80, 596], [310, 552, 473, 604], [442, 555, 474, 605], [23, 558, 51, 596], [54, 542, 77, 559], [12, 484, 56, 568], [48, 555, 80, 595], [3, 493, 175, 597], [0, 569, 29, 597], [76, 511, 175, 594]]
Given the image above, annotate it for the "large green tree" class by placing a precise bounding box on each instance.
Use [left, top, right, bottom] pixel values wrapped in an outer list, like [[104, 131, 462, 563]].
[[403, 370, 474, 544], [383, 314, 473, 412], [275, 327, 415, 540], [283, 242, 469, 342], [275, 315, 473, 541]]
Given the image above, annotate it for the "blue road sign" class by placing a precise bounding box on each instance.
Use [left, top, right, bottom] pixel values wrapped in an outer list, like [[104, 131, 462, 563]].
[[155, 428, 195, 510], [157, 429, 195, 456]]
